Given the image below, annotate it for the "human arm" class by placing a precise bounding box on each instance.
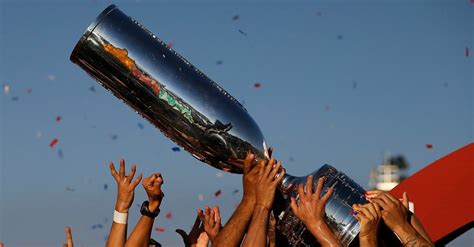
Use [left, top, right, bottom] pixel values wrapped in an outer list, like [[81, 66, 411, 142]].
[[125, 173, 164, 247], [368, 191, 433, 247], [211, 152, 261, 247], [352, 203, 382, 247], [106, 160, 142, 247], [290, 176, 340, 247], [243, 159, 285, 247]]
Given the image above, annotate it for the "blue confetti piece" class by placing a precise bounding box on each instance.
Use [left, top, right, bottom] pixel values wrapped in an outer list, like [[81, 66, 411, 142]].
[[89, 86, 96, 92], [58, 149, 63, 159], [137, 123, 144, 129], [104, 184, 108, 190], [110, 134, 118, 140], [11, 96, 19, 101], [171, 147, 180, 152]]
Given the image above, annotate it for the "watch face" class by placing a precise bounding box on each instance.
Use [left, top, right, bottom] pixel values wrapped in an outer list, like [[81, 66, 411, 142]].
[[140, 201, 158, 218]]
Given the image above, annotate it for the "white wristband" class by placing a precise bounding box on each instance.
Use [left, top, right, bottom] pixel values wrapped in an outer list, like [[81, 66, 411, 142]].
[[113, 210, 128, 224]]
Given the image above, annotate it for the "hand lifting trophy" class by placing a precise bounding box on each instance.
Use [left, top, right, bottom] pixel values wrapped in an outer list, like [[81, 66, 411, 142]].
[[70, 5, 368, 246]]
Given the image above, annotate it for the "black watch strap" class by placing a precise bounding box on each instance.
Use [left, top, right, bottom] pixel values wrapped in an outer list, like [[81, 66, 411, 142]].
[[140, 201, 160, 218]]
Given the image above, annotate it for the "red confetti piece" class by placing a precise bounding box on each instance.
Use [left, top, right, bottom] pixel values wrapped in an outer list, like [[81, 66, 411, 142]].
[[465, 47, 469, 57], [155, 227, 165, 233], [426, 144, 433, 149], [26, 88, 32, 94], [254, 83, 261, 88], [55, 116, 62, 122], [165, 212, 173, 219], [214, 190, 222, 198], [49, 138, 59, 148], [166, 42, 173, 49]]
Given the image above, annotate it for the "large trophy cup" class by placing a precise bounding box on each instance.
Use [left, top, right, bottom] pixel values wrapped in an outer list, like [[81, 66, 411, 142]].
[[70, 5, 367, 246]]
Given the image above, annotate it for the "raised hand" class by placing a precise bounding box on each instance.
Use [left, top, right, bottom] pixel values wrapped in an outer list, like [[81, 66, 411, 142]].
[[290, 176, 340, 247], [255, 158, 285, 209], [142, 173, 164, 212], [366, 191, 408, 231], [352, 203, 382, 246], [109, 159, 142, 213], [63, 226, 74, 247], [242, 152, 261, 203], [198, 206, 222, 243], [176, 214, 209, 247]]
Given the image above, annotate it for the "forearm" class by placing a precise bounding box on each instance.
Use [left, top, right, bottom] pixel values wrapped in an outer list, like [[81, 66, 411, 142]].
[[213, 197, 255, 247], [359, 235, 377, 247], [306, 221, 341, 247], [242, 205, 269, 247], [394, 223, 434, 247], [125, 216, 155, 247], [410, 214, 433, 244], [106, 222, 127, 247]]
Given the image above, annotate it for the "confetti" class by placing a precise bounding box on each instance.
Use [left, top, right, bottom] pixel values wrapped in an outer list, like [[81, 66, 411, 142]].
[[171, 147, 180, 152], [58, 149, 64, 159], [254, 82, 261, 88], [47, 74, 56, 81], [104, 184, 108, 190], [56, 116, 62, 122], [137, 123, 145, 129], [165, 212, 173, 219], [155, 227, 165, 233], [36, 131, 43, 139], [232, 15, 240, 21], [92, 224, 103, 229], [89, 86, 96, 92], [198, 193, 204, 201], [110, 134, 118, 140], [325, 105, 331, 112], [316, 11, 323, 17], [216, 60, 223, 65], [214, 190, 222, 198], [232, 189, 239, 195], [26, 88, 32, 94], [426, 144, 433, 149], [465, 47, 469, 57], [238, 29, 247, 36], [11, 96, 19, 101], [443, 82, 449, 88], [3, 85, 9, 95], [49, 138, 59, 148], [166, 42, 174, 49], [289, 156, 295, 162], [352, 81, 357, 90], [216, 172, 223, 178], [337, 35, 344, 40], [65, 187, 75, 192]]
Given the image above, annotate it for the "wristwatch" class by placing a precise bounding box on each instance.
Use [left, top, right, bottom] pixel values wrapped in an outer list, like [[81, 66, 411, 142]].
[[140, 201, 160, 218]]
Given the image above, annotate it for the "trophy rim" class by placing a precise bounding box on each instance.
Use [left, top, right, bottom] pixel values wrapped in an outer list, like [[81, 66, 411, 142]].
[[69, 4, 118, 63]]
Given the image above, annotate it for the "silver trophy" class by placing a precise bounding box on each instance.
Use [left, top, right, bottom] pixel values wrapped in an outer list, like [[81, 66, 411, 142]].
[[70, 5, 367, 246]]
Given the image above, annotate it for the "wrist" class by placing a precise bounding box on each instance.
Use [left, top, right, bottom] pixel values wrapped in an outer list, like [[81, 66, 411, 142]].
[[393, 222, 417, 237], [115, 202, 129, 213], [148, 199, 161, 212]]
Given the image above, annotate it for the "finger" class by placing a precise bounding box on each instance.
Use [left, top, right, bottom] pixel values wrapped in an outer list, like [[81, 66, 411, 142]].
[[243, 152, 255, 174], [379, 193, 398, 206], [357, 206, 373, 220], [109, 162, 119, 181], [269, 162, 281, 180], [365, 190, 383, 199], [209, 208, 216, 226], [214, 206, 222, 225], [314, 176, 324, 198], [119, 159, 125, 177], [131, 173, 142, 188], [372, 198, 388, 210], [204, 207, 211, 224], [297, 183, 306, 201], [65, 226, 73, 247], [320, 187, 334, 204], [402, 192, 409, 209], [373, 202, 382, 217], [267, 147, 273, 158], [274, 167, 286, 184], [290, 197, 299, 214], [127, 164, 136, 182], [365, 203, 379, 219], [306, 175, 314, 196]]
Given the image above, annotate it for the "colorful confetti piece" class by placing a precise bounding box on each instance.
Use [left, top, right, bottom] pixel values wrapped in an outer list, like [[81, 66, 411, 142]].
[[104, 184, 108, 190], [3, 85, 9, 95], [11, 96, 19, 101], [26, 88, 32, 94], [49, 138, 59, 148], [214, 190, 222, 198], [238, 29, 247, 36], [337, 35, 344, 40], [465, 47, 469, 57], [89, 86, 96, 92], [254, 82, 261, 88], [137, 123, 145, 129], [56, 116, 62, 122], [216, 60, 223, 65], [47, 74, 56, 81], [426, 144, 433, 149], [166, 42, 174, 49], [111, 134, 118, 141], [216, 172, 223, 178], [198, 194, 204, 201], [165, 212, 173, 219], [65, 187, 75, 192], [58, 149, 64, 159], [36, 131, 43, 139], [155, 227, 165, 233], [171, 147, 180, 152], [232, 189, 239, 195], [232, 15, 240, 21]]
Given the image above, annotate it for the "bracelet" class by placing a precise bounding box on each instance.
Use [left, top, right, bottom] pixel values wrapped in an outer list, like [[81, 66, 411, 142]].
[[255, 204, 270, 212], [113, 210, 128, 224]]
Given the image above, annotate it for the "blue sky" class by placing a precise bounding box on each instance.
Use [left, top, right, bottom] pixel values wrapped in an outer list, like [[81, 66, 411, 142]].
[[0, 0, 472, 246]]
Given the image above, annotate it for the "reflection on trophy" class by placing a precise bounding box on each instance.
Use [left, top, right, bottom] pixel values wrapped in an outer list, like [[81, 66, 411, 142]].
[[70, 5, 367, 246]]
